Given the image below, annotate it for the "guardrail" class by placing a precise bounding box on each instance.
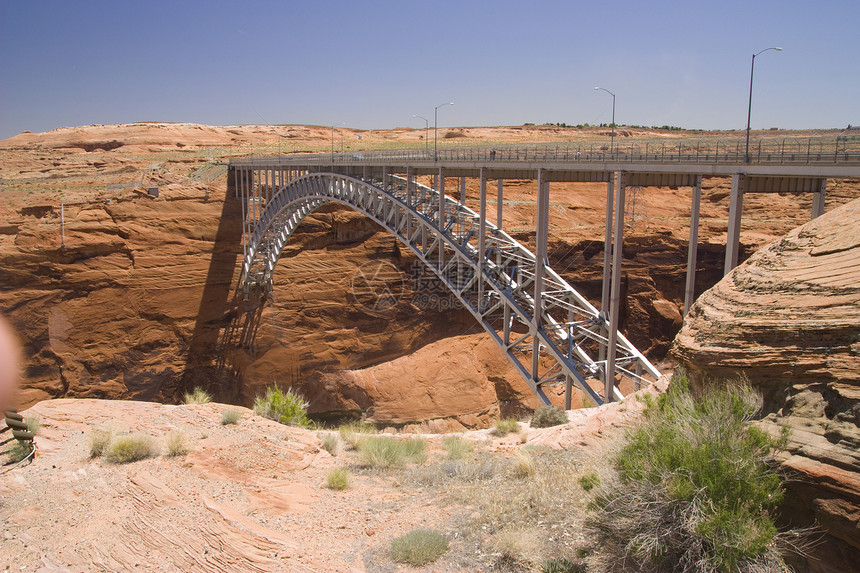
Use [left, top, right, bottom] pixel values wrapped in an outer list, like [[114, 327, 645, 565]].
[[231, 134, 860, 167]]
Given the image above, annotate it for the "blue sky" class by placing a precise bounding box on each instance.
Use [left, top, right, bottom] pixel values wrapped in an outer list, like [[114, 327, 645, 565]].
[[1, 0, 858, 139]]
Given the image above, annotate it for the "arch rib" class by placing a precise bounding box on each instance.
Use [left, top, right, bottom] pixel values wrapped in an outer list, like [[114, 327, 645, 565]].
[[239, 170, 659, 406]]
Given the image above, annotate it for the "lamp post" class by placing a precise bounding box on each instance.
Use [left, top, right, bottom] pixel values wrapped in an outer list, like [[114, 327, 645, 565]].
[[744, 47, 782, 163], [594, 87, 616, 153], [413, 114, 429, 156], [434, 102, 453, 161], [331, 122, 345, 161]]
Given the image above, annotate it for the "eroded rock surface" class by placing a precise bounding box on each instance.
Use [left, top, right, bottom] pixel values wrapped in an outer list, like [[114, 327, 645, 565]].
[[672, 197, 860, 573]]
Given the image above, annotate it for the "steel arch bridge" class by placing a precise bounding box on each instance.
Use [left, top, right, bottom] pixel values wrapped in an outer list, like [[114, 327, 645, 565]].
[[233, 168, 659, 407]]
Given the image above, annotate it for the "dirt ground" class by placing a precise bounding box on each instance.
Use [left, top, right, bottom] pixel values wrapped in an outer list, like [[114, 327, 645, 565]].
[[0, 380, 665, 572]]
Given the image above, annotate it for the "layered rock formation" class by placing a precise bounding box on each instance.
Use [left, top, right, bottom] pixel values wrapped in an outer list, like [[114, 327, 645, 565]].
[[672, 197, 860, 573]]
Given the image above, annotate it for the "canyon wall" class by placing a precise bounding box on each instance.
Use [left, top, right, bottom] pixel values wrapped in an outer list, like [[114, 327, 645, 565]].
[[672, 197, 860, 573]]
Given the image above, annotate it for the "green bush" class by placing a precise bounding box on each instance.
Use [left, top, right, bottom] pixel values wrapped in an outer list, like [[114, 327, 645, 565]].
[[253, 386, 310, 428], [578, 472, 600, 492], [442, 435, 473, 460], [357, 436, 427, 469], [326, 468, 350, 490], [541, 558, 586, 573], [390, 529, 449, 566], [105, 433, 157, 464], [493, 418, 519, 436], [220, 408, 242, 425], [530, 405, 569, 428], [183, 387, 212, 405], [586, 375, 793, 572], [5, 440, 34, 463]]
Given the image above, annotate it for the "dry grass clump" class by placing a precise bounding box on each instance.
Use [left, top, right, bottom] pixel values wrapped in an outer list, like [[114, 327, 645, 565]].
[[326, 468, 350, 490], [105, 433, 158, 464], [89, 427, 117, 458], [220, 408, 242, 425], [183, 387, 212, 405], [512, 449, 536, 479], [357, 436, 427, 469], [493, 418, 519, 436], [338, 420, 378, 450], [494, 527, 544, 568], [390, 529, 449, 566], [442, 435, 473, 460], [319, 432, 339, 455], [165, 430, 189, 457]]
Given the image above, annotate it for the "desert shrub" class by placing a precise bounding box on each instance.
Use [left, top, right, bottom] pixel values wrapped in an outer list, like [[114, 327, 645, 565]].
[[586, 374, 794, 572], [320, 432, 339, 455], [512, 449, 536, 479], [578, 472, 600, 492], [89, 427, 116, 458], [220, 408, 242, 425], [5, 440, 34, 463], [183, 387, 212, 405], [390, 529, 449, 566], [165, 430, 189, 457], [493, 418, 519, 436], [442, 435, 473, 460], [105, 433, 157, 464], [24, 416, 42, 435], [253, 386, 310, 428], [357, 436, 426, 469], [326, 468, 350, 490], [530, 405, 568, 428]]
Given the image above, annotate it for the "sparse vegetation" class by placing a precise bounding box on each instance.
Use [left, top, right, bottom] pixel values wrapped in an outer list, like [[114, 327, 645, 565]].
[[586, 374, 795, 572], [183, 387, 212, 405], [494, 527, 544, 567], [105, 433, 158, 464], [320, 433, 339, 455], [165, 430, 189, 457], [24, 416, 42, 435], [89, 427, 116, 458], [493, 418, 519, 436], [512, 449, 536, 478], [220, 408, 242, 425], [442, 435, 473, 460], [326, 468, 350, 490], [338, 420, 378, 450], [5, 440, 34, 463], [541, 558, 586, 573], [390, 529, 449, 566], [530, 405, 569, 428], [578, 472, 600, 492], [253, 386, 310, 428], [357, 436, 426, 469]]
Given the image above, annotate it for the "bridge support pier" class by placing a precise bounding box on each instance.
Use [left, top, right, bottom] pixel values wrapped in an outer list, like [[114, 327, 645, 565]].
[[497, 179, 504, 229], [599, 174, 615, 362], [812, 179, 827, 219], [725, 173, 746, 275], [606, 171, 627, 402], [684, 175, 703, 315], [532, 170, 549, 392]]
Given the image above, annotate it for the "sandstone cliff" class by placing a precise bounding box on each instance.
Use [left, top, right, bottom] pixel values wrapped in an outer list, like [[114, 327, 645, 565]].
[[672, 197, 860, 573]]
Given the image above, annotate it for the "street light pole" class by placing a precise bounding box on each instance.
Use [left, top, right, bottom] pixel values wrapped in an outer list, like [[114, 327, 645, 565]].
[[594, 87, 616, 153], [331, 122, 345, 162], [434, 102, 454, 161], [745, 47, 782, 163], [413, 114, 429, 156]]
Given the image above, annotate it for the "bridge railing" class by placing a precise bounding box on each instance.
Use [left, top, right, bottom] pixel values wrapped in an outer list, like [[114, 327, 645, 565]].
[[232, 134, 860, 167]]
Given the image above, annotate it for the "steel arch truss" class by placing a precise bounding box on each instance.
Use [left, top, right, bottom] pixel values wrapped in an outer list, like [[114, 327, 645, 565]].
[[236, 170, 659, 406]]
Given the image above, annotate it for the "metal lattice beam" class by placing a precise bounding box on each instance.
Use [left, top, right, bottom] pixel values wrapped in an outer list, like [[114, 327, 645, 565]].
[[235, 169, 660, 406]]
